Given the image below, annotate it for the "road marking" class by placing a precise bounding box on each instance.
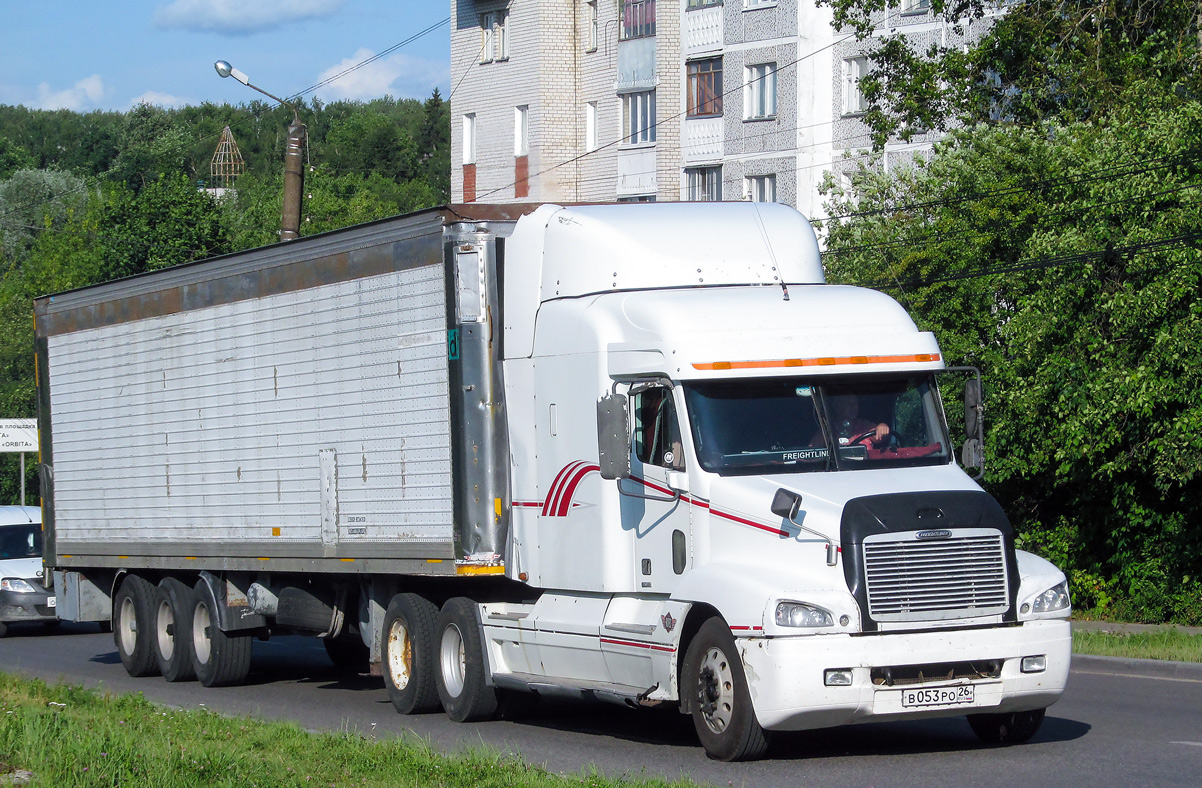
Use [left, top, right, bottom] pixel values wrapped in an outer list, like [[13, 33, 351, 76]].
[[1071, 669, 1202, 684], [1171, 742, 1202, 747]]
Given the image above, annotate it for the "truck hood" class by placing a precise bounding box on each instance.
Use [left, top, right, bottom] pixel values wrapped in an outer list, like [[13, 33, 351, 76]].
[[704, 463, 983, 545]]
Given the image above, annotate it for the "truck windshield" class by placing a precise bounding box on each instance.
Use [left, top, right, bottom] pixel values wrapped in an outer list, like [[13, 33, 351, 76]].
[[682, 375, 951, 476]]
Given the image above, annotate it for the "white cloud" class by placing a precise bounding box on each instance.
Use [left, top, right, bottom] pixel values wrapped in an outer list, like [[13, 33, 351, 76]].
[[36, 75, 104, 111], [312, 49, 447, 102], [154, 0, 347, 35], [130, 91, 194, 109]]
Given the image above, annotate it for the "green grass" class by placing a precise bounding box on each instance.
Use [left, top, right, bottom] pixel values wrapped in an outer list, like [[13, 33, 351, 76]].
[[1072, 628, 1202, 662], [0, 674, 699, 788]]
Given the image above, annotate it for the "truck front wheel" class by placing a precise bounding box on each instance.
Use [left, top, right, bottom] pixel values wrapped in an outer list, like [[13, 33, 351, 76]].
[[682, 617, 771, 761], [113, 574, 160, 677], [434, 597, 497, 722], [153, 577, 196, 682], [967, 708, 1046, 744], [381, 592, 439, 713], [190, 579, 252, 687]]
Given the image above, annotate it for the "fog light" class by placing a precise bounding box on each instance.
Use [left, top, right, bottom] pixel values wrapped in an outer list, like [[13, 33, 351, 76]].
[[1021, 655, 1046, 674], [824, 668, 853, 686]]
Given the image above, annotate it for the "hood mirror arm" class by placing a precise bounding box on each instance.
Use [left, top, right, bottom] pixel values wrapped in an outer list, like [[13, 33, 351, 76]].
[[771, 489, 839, 566]]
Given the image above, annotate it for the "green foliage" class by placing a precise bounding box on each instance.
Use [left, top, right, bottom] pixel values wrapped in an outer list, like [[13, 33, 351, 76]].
[[95, 173, 231, 281], [822, 95, 1202, 623], [0, 168, 89, 265], [0, 139, 34, 180], [818, 0, 1202, 148], [1073, 627, 1202, 661]]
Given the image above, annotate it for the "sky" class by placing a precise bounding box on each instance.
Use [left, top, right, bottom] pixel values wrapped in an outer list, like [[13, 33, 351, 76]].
[[0, 0, 452, 112]]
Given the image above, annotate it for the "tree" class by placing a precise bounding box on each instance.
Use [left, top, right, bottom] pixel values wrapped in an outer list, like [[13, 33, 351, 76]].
[[0, 139, 34, 180], [0, 168, 90, 266], [817, 0, 1202, 148], [111, 103, 192, 191], [820, 97, 1202, 622], [96, 173, 230, 281]]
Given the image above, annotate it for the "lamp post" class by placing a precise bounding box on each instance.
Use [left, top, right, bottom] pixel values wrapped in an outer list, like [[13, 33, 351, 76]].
[[214, 60, 306, 241]]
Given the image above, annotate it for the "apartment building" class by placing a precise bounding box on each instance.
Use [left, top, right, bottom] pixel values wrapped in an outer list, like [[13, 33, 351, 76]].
[[450, 0, 982, 219]]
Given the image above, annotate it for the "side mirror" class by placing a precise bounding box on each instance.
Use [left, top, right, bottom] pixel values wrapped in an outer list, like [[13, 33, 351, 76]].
[[770, 488, 802, 520], [597, 392, 631, 480], [964, 377, 982, 440]]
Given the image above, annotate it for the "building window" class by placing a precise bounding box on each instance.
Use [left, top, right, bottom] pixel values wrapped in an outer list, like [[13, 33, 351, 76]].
[[623, 90, 656, 145], [462, 114, 476, 164], [514, 105, 529, 156], [844, 56, 870, 115], [687, 0, 722, 8], [620, 0, 656, 41], [585, 101, 599, 151], [744, 0, 776, 7], [686, 166, 722, 201], [901, 0, 931, 13], [618, 195, 657, 202], [587, 1, 599, 50], [744, 63, 776, 119], [480, 10, 509, 63], [687, 58, 723, 118], [744, 174, 777, 202]]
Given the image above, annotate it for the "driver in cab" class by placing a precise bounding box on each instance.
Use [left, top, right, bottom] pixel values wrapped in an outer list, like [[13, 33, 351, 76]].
[[812, 394, 890, 448]]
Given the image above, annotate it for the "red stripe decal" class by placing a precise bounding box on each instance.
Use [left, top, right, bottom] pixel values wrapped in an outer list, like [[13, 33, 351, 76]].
[[710, 507, 790, 537], [543, 461, 585, 516], [729, 625, 763, 632], [554, 463, 600, 517], [600, 637, 676, 653]]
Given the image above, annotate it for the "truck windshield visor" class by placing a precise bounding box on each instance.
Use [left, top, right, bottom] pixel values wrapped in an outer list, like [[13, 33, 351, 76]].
[[682, 374, 950, 476]]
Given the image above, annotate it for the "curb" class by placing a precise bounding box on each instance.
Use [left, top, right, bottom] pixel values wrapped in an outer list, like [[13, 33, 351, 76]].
[[1070, 653, 1202, 680]]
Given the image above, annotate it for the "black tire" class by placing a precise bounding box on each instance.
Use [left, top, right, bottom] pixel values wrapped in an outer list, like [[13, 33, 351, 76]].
[[153, 577, 197, 682], [682, 617, 771, 761], [381, 593, 440, 714], [323, 632, 370, 674], [190, 579, 252, 687], [43, 620, 62, 630], [0, 621, 7, 638], [433, 597, 498, 722], [113, 574, 160, 677], [967, 708, 1046, 744]]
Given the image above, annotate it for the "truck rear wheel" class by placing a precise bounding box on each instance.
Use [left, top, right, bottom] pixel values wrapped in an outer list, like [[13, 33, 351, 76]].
[[190, 579, 252, 687], [682, 617, 771, 761], [113, 574, 160, 677], [153, 577, 196, 682], [381, 593, 440, 713], [967, 708, 1046, 744], [434, 597, 497, 722]]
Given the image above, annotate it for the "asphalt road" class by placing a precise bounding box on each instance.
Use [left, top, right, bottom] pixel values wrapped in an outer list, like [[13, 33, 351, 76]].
[[3, 621, 1200, 787]]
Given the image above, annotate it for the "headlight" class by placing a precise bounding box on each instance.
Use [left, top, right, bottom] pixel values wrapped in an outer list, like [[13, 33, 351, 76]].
[[775, 601, 833, 628], [1, 577, 38, 594], [1031, 581, 1071, 613]]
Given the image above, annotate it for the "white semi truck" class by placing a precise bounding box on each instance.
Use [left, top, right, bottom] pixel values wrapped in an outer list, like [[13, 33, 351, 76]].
[[35, 202, 1071, 760]]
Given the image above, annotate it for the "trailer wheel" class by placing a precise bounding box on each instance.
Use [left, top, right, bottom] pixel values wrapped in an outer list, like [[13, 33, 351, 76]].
[[381, 593, 440, 713], [190, 579, 252, 687], [153, 578, 196, 682], [113, 574, 160, 677], [682, 617, 771, 761], [967, 708, 1046, 744], [434, 597, 497, 722]]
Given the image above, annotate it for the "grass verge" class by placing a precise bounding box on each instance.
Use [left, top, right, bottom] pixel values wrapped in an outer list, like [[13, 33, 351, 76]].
[[0, 673, 698, 788], [1072, 628, 1202, 662]]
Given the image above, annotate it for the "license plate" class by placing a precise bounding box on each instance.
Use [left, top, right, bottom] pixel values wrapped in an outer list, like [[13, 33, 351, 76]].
[[900, 685, 974, 708], [47, 596, 56, 608]]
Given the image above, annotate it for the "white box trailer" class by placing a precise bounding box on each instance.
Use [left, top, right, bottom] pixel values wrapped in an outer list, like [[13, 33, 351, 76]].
[[36, 202, 1071, 760]]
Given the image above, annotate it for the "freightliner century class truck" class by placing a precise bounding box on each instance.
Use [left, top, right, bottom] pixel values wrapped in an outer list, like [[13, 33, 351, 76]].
[[35, 202, 1071, 760]]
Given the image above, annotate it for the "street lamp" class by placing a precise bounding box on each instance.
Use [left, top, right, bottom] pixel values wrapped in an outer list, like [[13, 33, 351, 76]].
[[214, 60, 307, 241]]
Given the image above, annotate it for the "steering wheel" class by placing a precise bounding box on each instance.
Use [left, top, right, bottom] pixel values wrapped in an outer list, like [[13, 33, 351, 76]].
[[847, 430, 878, 447]]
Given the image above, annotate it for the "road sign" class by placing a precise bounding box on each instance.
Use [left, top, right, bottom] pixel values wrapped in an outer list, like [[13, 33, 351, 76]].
[[0, 419, 37, 453]]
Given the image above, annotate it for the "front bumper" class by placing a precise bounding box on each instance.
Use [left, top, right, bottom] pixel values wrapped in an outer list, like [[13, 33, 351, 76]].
[[0, 588, 58, 626], [740, 619, 1071, 731]]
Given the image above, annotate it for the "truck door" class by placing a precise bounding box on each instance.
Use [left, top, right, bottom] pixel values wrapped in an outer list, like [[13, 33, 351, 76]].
[[623, 384, 693, 592]]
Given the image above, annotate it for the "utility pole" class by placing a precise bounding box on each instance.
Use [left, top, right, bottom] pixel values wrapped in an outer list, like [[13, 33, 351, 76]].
[[214, 60, 307, 241]]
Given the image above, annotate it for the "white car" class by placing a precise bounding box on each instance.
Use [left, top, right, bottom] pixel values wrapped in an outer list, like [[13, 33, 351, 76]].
[[0, 506, 57, 636]]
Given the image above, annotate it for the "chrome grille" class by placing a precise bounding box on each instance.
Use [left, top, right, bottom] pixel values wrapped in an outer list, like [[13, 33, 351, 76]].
[[863, 531, 1009, 622]]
